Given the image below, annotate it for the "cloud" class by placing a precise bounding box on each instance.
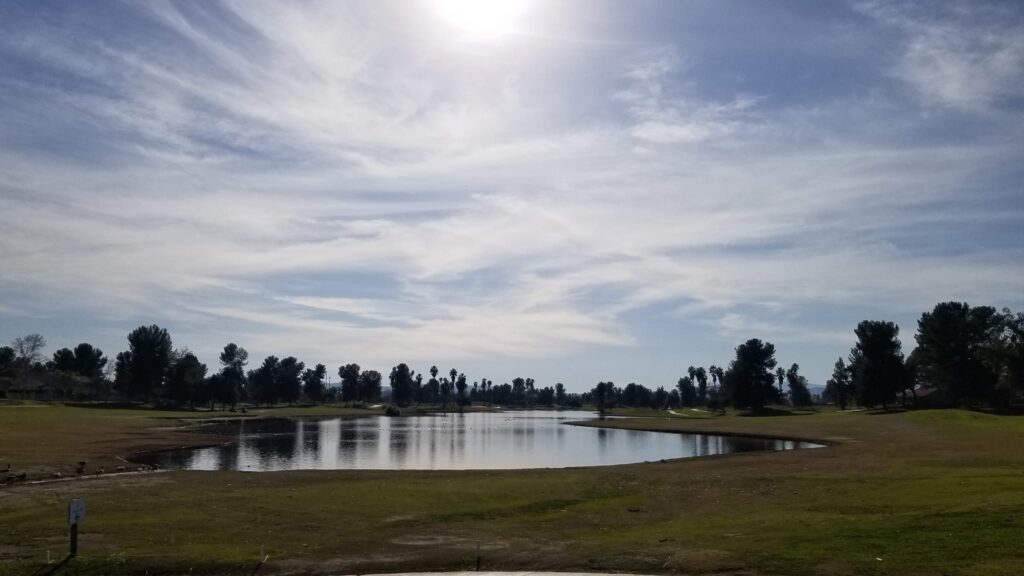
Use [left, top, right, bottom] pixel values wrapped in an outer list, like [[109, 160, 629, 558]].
[[859, 1, 1024, 111], [616, 48, 763, 145], [0, 1, 1022, 385]]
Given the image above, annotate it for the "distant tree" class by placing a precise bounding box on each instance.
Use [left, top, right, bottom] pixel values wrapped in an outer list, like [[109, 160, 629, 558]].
[[249, 356, 280, 406], [122, 325, 173, 402], [708, 365, 725, 412], [414, 373, 424, 404], [114, 351, 132, 397], [621, 382, 653, 407], [677, 376, 696, 407], [914, 302, 1003, 407], [426, 375, 440, 404], [359, 369, 383, 402], [694, 367, 708, 405], [667, 388, 681, 409], [455, 373, 468, 407], [849, 320, 906, 409], [276, 357, 304, 405], [50, 343, 108, 393], [302, 363, 327, 404], [511, 377, 527, 406], [652, 386, 669, 409], [217, 343, 248, 408], [339, 363, 361, 405], [722, 338, 778, 410], [0, 346, 15, 377], [535, 386, 555, 406], [824, 357, 852, 410], [439, 377, 453, 406], [555, 382, 566, 405], [205, 374, 226, 410], [592, 381, 615, 413], [775, 367, 786, 399], [992, 309, 1024, 407], [166, 352, 207, 408], [11, 333, 46, 364], [785, 363, 814, 407], [50, 348, 77, 373], [389, 363, 415, 405]]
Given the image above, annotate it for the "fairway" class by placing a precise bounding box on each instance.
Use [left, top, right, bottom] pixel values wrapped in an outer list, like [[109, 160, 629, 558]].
[[1, 405, 1023, 575]]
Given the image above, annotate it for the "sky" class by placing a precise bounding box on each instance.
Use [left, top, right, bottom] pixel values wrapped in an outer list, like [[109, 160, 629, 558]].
[[1, 0, 1023, 392]]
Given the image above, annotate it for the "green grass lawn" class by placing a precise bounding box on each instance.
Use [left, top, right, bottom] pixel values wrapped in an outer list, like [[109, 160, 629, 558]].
[[2, 404, 1023, 575]]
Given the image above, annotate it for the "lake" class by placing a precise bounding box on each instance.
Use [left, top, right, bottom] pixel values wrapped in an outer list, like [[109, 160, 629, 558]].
[[136, 410, 823, 471]]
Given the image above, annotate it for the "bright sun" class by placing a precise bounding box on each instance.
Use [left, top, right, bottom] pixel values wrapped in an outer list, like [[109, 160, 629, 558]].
[[430, 0, 532, 40]]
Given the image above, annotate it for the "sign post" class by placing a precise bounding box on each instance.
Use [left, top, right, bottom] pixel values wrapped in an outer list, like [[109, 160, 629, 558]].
[[68, 498, 85, 558]]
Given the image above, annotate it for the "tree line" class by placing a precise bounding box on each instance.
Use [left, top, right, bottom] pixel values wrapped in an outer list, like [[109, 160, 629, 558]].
[[0, 326, 584, 410], [2, 301, 1022, 412], [583, 301, 1023, 413]]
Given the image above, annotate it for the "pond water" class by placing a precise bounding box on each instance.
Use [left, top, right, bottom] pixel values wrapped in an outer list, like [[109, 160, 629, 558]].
[[136, 411, 823, 471]]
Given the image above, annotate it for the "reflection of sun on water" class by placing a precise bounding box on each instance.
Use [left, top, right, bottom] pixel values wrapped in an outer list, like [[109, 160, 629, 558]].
[[429, 0, 532, 40]]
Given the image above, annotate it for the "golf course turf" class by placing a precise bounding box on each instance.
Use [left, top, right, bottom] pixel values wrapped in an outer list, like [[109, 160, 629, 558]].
[[1, 404, 1022, 575]]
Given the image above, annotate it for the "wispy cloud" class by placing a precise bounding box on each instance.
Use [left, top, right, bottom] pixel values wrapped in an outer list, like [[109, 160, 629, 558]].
[[0, 1, 1021, 386], [859, 1, 1024, 111]]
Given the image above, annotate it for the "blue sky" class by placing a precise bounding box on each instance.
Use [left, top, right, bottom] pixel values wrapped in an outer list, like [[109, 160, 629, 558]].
[[1, 0, 1022, 391]]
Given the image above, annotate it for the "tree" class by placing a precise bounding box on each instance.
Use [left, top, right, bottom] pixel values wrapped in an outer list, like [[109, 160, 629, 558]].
[[455, 373, 468, 407], [249, 356, 280, 406], [302, 364, 327, 403], [275, 357, 304, 405], [413, 373, 424, 404], [166, 352, 207, 408], [992, 309, 1024, 407], [426, 375, 440, 404], [824, 357, 852, 410], [849, 320, 906, 409], [652, 386, 669, 409], [722, 338, 778, 409], [389, 363, 414, 405], [775, 367, 786, 398], [122, 325, 173, 401], [217, 343, 248, 408], [677, 376, 696, 407], [914, 302, 1003, 407], [555, 382, 566, 405], [359, 369, 383, 402], [11, 334, 46, 364], [694, 367, 708, 405], [51, 343, 108, 382], [0, 346, 15, 377], [511, 377, 526, 406], [592, 381, 614, 413], [785, 363, 814, 407], [621, 382, 652, 407], [339, 363, 361, 405]]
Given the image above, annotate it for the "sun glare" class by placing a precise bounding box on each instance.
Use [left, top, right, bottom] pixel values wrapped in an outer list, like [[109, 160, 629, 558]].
[[430, 0, 532, 40]]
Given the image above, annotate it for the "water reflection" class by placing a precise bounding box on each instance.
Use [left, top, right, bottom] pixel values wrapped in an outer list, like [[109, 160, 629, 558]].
[[137, 411, 823, 471]]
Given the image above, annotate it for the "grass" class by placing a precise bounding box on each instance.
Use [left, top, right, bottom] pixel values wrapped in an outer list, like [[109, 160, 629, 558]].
[[0, 402, 383, 476], [2, 404, 1024, 575]]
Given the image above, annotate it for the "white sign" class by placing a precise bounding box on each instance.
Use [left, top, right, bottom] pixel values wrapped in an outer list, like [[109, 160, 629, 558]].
[[68, 498, 86, 526]]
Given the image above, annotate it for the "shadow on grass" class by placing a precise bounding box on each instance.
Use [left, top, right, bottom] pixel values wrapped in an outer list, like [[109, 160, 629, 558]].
[[739, 406, 816, 417], [865, 407, 910, 415]]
